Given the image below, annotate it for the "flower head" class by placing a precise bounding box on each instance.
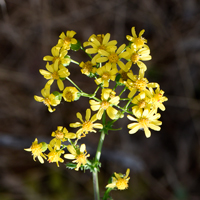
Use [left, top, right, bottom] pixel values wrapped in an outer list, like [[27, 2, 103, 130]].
[[50, 126, 76, 150], [79, 61, 96, 76], [43, 46, 70, 66], [62, 86, 79, 102], [89, 88, 120, 120], [47, 145, 65, 167], [64, 144, 90, 171], [95, 63, 118, 87], [126, 27, 147, 49], [39, 60, 70, 91], [34, 84, 60, 112], [70, 108, 103, 138], [127, 108, 162, 138], [97, 44, 129, 69], [106, 168, 130, 190], [56, 30, 77, 50], [24, 138, 47, 164]]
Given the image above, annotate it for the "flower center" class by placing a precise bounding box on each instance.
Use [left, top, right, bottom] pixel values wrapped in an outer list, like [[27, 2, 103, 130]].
[[48, 151, 58, 163], [52, 57, 59, 63], [108, 53, 119, 63], [138, 100, 146, 108], [65, 91, 73, 101], [76, 153, 87, 165], [101, 101, 110, 109], [31, 144, 42, 156], [51, 71, 59, 80], [55, 131, 64, 140], [98, 45, 106, 51], [43, 97, 51, 106], [134, 79, 147, 91], [82, 121, 93, 132], [82, 61, 93, 75], [121, 71, 128, 81], [131, 53, 139, 64], [134, 38, 144, 48], [102, 72, 111, 81], [116, 178, 128, 190], [64, 37, 71, 45], [139, 118, 149, 127], [96, 35, 103, 44]]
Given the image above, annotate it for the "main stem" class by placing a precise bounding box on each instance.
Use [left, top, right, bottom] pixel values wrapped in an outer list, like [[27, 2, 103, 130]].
[[93, 112, 106, 200]]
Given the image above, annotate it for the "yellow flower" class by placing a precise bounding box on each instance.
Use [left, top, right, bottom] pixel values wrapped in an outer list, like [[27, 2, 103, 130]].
[[70, 108, 103, 138], [39, 60, 70, 91], [148, 87, 168, 112], [126, 69, 158, 98], [131, 92, 151, 116], [47, 145, 65, 167], [79, 61, 96, 76], [106, 168, 130, 190], [118, 69, 132, 85], [126, 27, 147, 49], [89, 88, 120, 120], [50, 126, 76, 150], [64, 144, 90, 171], [122, 44, 151, 72], [95, 63, 118, 87], [97, 44, 129, 69], [24, 138, 47, 164], [34, 85, 60, 112], [43, 46, 70, 66], [127, 108, 162, 138], [62, 86, 79, 102], [56, 30, 77, 50]]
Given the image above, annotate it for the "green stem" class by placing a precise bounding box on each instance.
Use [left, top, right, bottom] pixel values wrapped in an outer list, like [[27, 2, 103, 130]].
[[102, 188, 113, 200], [92, 112, 107, 200], [66, 77, 83, 92], [70, 59, 80, 65]]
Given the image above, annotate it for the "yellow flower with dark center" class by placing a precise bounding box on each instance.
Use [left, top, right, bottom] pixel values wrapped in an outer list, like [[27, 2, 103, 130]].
[[89, 88, 120, 120], [24, 138, 47, 164], [43, 46, 70, 66], [95, 63, 118, 87], [122, 44, 151, 72], [56, 30, 77, 50], [39, 60, 70, 91], [70, 108, 103, 138], [106, 168, 130, 190], [62, 86, 79, 102], [126, 27, 147, 49], [47, 145, 65, 167], [127, 108, 162, 138], [79, 61, 96, 76], [50, 126, 76, 150], [97, 44, 129, 69], [64, 144, 90, 171], [34, 85, 60, 112]]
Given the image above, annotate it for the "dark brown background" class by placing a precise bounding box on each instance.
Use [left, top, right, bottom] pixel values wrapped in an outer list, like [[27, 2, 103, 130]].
[[0, 0, 200, 200]]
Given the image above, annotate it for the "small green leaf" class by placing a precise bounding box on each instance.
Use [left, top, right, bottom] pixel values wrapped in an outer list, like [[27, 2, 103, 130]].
[[66, 163, 77, 170], [52, 91, 63, 101], [71, 40, 81, 51]]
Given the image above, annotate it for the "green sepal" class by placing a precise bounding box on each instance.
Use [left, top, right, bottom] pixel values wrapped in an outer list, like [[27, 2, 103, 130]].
[[66, 162, 77, 170], [40, 142, 48, 152], [74, 92, 81, 101], [71, 40, 81, 51], [52, 91, 63, 101], [115, 73, 121, 83]]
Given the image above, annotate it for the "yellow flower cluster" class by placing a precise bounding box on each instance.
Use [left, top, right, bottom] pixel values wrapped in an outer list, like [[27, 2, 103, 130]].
[[26, 27, 168, 194]]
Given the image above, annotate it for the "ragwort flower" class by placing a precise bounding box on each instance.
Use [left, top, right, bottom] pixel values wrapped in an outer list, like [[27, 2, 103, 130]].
[[95, 62, 118, 87], [106, 168, 130, 190], [56, 30, 77, 50], [34, 84, 60, 112], [89, 88, 120, 120], [127, 108, 162, 138], [70, 108, 103, 138], [47, 145, 65, 167], [39, 60, 70, 91], [50, 126, 76, 150], [24, 138, 47, 164], [62, 86, 79, 102], [79, 61, 96, 76], [126, 27, 147, 49], [64, 144, 90, 171]]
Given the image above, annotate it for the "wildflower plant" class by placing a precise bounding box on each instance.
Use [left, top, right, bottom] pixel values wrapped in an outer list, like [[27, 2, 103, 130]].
[[25, 27, 168, 200]]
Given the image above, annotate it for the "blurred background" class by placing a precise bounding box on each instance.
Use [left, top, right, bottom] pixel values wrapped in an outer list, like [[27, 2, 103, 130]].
[[0, 0, 200, 200]]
